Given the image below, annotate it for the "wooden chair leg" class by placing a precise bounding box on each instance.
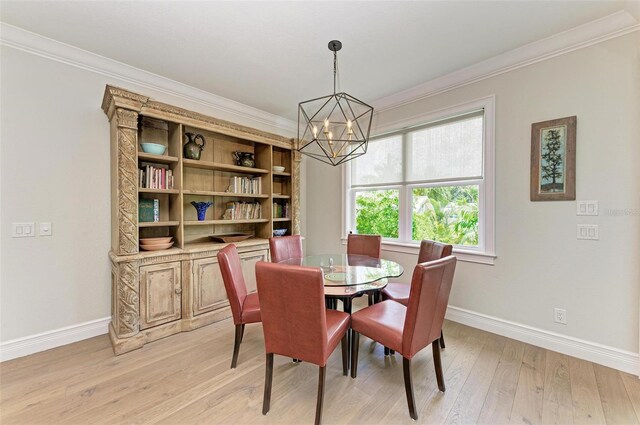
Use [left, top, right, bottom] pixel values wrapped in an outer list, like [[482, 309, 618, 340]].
[[262, 353, 274, 415], [402, 357, 418, 420], [341, 333, 349, 376], [384, 347, 390, 356], [390, 349, 395, 355], [240, 323, 245, 343], [315, 366, 326, 425], [231, 324, 243, 368], [351, 331, 360, 378], [439, 330, 445, 349], [432, 341, 446, 392], [367, 293, 374, 306]]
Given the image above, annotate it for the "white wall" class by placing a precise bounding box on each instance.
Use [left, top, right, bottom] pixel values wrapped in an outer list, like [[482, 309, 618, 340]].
[[0, 45, 294, 343], [306, 32, 640, 356]]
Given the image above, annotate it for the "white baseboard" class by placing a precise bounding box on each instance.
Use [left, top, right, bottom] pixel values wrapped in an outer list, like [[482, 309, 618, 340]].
[[446, 306, 639, 376], [0, 317, 110, 362]]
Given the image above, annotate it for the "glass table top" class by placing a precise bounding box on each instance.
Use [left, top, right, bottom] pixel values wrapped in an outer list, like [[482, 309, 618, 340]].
[[278, 254, 404, 288]]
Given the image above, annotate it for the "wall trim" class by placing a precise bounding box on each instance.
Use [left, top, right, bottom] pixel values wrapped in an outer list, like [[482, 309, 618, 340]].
[[0, 317, 110, 362], [0, 23, 297, 136], [372, 10, 640, 112], [446, 305, 639, 376]]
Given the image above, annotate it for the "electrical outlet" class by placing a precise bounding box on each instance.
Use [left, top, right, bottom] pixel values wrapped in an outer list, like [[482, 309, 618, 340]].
[[39, 222, 52, 236], [577, 224, 599, 240], [577, 200, 599, 216], [554, 308, 567, 325]]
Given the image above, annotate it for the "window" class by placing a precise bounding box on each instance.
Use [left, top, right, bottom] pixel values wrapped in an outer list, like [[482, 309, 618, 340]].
[[344, 97, 495, 263]]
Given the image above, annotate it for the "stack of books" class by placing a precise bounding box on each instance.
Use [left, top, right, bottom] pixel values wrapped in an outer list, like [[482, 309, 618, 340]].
[[139, 199, 160, 222], [227, 176, 262, 195], [139, 162, 174, 190], [222, 202, 262, 220], [273, 202, 290, 218]]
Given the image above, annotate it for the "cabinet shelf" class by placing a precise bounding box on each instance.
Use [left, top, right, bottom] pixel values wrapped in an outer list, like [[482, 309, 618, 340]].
[[272, 194, 291, 199], [182, 190, 269, 199], [139, 188, 180, 194], [273, 218, 291, 222], [138, 152, 179, 164], [184, 219, 270, 226], [182, 159, 269, 175], [139, 221, 180, 228], [272, 171, 291, 177]]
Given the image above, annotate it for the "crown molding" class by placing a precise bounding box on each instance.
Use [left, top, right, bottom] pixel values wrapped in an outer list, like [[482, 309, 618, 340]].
[[0, 22, 297, 136], [372, 10, 640, 112]]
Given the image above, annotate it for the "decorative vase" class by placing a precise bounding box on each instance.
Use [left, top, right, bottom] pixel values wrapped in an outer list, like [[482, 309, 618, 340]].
[[191, 201, 213, 221], [184, 132, 206, 160], [232, 151, 256, 168]]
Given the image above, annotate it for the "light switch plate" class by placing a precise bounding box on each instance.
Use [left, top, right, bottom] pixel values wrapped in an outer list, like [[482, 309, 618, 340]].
[[12, 222, 35, 238], [577, 224, 599, 240], [577, 200, 599, 216], [39, 222, 52, 236]]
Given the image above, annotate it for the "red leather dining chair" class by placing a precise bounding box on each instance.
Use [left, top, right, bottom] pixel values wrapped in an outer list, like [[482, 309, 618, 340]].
[[256, 261, 350, 425], [347, 233, 382, 259], [346, 233, 382, 307], [382, 239, 452, 352], [217, 244, 261, 369], [350, 256, 457, 420], [269, 235, 303, 263]]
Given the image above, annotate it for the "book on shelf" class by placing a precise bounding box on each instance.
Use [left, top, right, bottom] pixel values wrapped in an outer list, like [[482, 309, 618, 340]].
[[272, 201, 290, 219], [226, 176, 262, 195], [222, 201, 262, 220], [138, 162, 174, 190], [139, 199, 160, 222]]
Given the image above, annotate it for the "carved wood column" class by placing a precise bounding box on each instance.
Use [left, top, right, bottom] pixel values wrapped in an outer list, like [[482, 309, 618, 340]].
[[113, 108, 139, 255], [292, 140, 302, 235], [112, 259, 140, 339]]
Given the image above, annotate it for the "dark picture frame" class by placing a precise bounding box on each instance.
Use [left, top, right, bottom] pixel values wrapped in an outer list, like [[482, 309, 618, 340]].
[[530, 116, 576, 201]]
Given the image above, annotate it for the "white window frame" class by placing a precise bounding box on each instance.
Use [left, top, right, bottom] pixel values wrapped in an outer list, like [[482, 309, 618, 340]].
[[342, 95, 496, 265]]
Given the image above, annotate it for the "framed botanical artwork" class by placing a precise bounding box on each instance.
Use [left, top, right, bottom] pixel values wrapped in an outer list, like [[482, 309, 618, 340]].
[[530, 116, 576, 201]]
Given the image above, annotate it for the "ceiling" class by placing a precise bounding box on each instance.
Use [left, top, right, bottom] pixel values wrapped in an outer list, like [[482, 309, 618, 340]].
[[0, 1, 632, 120]]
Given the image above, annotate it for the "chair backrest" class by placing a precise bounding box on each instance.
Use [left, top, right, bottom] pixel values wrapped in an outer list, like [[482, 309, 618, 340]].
[[269, 235, 303, 263], [255, 261, 329, 366], [347, 234, 382, 259], [217, 244, 248, 325], [417, 239, 453, 264], [402, 256, 457, 359]]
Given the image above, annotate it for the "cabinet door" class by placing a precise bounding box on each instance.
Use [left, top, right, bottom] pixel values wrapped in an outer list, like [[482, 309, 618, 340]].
[[139, 262, 181, 329], [240, 249, 269, 294], [193, 257, 228, 316]]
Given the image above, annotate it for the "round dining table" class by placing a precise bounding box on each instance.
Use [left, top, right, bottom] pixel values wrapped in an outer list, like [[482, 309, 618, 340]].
[[277, 253, 404, 314]]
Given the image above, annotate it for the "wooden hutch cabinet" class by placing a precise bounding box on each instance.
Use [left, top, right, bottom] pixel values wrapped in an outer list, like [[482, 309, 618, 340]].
[[102, 85, 300, 354]]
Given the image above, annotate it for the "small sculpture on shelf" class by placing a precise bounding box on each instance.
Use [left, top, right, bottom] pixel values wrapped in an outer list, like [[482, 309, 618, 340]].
[[191, 201, 213, 221], [183, 132, 206, 160], [232, 151, 255, 168]]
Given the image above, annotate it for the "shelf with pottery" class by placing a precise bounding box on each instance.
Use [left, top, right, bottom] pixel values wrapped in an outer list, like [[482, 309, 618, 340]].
[[104, 85, 300, 355]]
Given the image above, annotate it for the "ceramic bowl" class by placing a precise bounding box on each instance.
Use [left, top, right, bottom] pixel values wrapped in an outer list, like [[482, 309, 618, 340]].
[[140, 242, 174, 251], [140, 237, 173, 245], [140, 143, 167, 155], [272, 166, 286, 173], [273, 229, 287, 237]]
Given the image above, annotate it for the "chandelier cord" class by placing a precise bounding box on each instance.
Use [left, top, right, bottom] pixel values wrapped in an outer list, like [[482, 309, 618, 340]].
[[333, 49, 337, 94]]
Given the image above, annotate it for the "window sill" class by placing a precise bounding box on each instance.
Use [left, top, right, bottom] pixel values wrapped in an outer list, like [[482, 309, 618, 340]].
[[340, 238, 496, 265]]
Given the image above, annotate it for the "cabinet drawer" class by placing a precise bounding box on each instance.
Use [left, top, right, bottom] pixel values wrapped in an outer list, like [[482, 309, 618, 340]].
[[139, 261, 181, 329]]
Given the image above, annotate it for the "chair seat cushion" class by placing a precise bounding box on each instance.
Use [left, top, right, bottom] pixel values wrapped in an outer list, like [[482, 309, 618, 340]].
[[241, 292, 261, 324], [351, 300, 406, 354], [326, 309, 351, 355], [381, 282, 410, 306]]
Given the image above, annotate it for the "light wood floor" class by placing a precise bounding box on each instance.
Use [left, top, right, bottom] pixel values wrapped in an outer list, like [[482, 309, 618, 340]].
[[2, 304, 639, 424]]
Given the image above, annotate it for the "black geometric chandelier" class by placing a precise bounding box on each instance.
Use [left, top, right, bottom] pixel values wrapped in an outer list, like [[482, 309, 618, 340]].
[[297, 40, 374, 166]]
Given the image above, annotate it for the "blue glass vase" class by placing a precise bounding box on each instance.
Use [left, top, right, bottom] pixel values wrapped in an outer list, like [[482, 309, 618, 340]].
[[191, 201, 213, 221]]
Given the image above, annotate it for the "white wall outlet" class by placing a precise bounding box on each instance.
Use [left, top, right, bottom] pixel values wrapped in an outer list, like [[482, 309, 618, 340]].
[[554, 308, 567, 324], [577, 200, 599, 216], [577, 224, 599, 240], [12, 222, 35, 238], [39, 222, 52, 236]]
